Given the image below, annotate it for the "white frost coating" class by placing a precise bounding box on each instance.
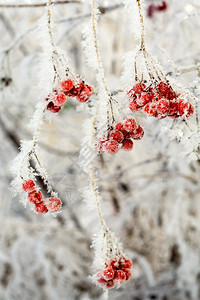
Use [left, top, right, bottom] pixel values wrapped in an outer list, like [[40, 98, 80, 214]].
[[121, 0, 143, 40]]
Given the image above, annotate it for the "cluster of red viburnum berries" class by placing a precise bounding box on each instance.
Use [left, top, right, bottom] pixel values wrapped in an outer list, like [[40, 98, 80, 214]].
[[96, 258, 132, 289], [147, 1, 168, 18], [46, 79, 94, 113], [22, 180, 62, 214], [127, 82, 194, 119], [96, 119, 144, 155]]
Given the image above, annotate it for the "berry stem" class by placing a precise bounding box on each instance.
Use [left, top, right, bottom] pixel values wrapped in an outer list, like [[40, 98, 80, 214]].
[[136, 0, 145, 50]]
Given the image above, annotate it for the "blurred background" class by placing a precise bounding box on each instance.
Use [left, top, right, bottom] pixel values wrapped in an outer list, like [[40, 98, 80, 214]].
[[0, 0, 200, 299]]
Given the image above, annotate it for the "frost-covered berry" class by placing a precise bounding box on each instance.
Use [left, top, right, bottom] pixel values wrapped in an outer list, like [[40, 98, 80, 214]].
[[124, 119, 137, 132], [127, 89, 134, 100], [76, 85, 94, 102], [124, 268, 131, 281], [105, 140, 119, 154], [122, 139, 134, 151], [60, 79, 74, 92], [110, 130, 124, 143], [131, 125, 144, 140], [156, 99, 170, 114], [47, 102, 61, 113], [106, 280, 115, 289], [121, 259, 132, 269], [144, 102, 157, 116], [46, 197, 62, 212], [114, 270, 126, 283], [158, 81, 170, 97], [35, 201, 48, 214], [115, 122, 124, 132], [102, 267, 115, 281], [129, 99, 140, 112], [134, 83, 145, 95], [97, 277, 107, 285], [28, 190, 43, 204], [22, 179, 35, 192], [139, 92, 151, 106], [52, 93, 67, 106]]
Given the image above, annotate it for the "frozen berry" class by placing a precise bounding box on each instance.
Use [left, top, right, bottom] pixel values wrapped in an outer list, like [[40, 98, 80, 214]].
[[106, 280, 115, 289], [157, 1, 168, 11], [28, 190, 43, 204], [35, 201, 48, 214], [157, 81, 170, 97], [52, 93, 67, 106], [97, 277, 107, 285], [105, 140, 119, 154], [47, 101, 61, 113], [110, 130, 124, 143], [131, 125, 144, 140], [129, 99, 140, 112], [124, 119, 137, 132], [22, 180, 36, 192], [114, 270, 126, 283], [76, 84, 94, 102], [124, 268, 132, 281], [121, 259, 132, 269], [127, 88, 134, 100], [102, 267, 115, 280], [144, 102, 157, 116], [60, 79, 74, 92], [115, 122, 124, 132], [46, 197, 62, 212], [122, 139, 134, 151], [139, 92, 151, 106], [156, 99, 170, 114], [134, 83, 145, 95]]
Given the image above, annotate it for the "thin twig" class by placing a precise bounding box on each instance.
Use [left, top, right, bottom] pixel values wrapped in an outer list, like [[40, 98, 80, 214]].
[[0, 1, 80, 8]]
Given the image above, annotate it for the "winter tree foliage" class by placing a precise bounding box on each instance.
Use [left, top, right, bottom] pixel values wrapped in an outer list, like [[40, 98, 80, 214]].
[[0, 0, 200, 299]]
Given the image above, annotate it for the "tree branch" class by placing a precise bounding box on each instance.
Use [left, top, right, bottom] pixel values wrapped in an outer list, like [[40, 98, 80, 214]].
[[0, 1, 80, 8]]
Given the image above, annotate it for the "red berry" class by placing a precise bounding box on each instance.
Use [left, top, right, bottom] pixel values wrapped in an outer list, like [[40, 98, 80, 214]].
[[127, 89, 134, 100], [105, 140, 119, 154], [129, 99, 140, 112], [22, 180, 35, 192], [110, 130, 124, 143], [168, 101, 178, 116], [147, 4, 156, 18], [106, 280, 115, 289], [35, 201, 48, 214], [121, 259, 132, 269], [46, 197, 62, 212], [47, 101, 61, 113], [122, 139, 134, 151], [156, 99, 170, 114], [108, 260, 117, 270], [97, 277, 107, 285], [124, 119, 137, 132], [167, 90, 176, 100], [115, 122, 124, 132], [158, 81, 170, 97], [131, 125, 144, 140], [28, 190, 43, 204], [102, 267, 115, 281], [134, 83, 145, 95], [144, 102, 157, 116], [60, 79, 74, 92], [123, 268, 132, 281], [138, 92, 151, 106], [76, 85, 94, 102], [157, 1, 168, 11], [114, 270, 126, 283], [52, 93, 67, 106]]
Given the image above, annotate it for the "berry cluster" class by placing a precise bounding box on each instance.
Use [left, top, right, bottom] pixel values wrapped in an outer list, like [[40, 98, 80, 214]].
[[46, 79, 94, 113], [96, 119, 144, 155], [96, 258, 132, 289], [147, 1, 168, 18], [22, 180, 62, 214], [127, 82, 194, 119]]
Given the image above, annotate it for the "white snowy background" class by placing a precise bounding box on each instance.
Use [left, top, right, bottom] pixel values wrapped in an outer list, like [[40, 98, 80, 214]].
[[0, 0, 200, 299]]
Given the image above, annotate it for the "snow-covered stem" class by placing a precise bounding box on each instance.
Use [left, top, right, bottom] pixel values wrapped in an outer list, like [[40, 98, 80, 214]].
[[136, 0, 145, 49]]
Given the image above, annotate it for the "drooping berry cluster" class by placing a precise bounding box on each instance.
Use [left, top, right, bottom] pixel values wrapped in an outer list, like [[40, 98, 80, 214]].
[[147, 1, 168, 18], [127, 82, 194, 119], [96, 119, 144, 154], [96, 258, 132, 289], [22, 180, 62, 214], [46, 79, 94, 113]]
